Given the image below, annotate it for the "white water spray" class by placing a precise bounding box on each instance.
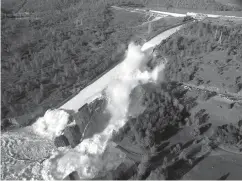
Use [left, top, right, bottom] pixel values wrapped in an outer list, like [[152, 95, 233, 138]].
[[32, 109, 70, 140], [39, 42, 165, 180]]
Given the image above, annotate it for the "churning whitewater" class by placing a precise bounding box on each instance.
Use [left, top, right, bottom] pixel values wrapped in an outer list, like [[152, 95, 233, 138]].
[[32, 42, 165, 179]]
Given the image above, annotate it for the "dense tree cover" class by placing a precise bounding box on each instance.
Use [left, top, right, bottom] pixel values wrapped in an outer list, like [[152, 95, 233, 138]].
[[213, 121, 242, 149], [110, 83, 214, 180], [1, 1, 145, 119], [153, 21, 242, 93], [160, 21, 242, 58], [109, 81, 221, 179], [112, 83, 190, 150]]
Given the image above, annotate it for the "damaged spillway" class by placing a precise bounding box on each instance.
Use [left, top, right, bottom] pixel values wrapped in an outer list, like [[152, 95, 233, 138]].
[[1, 25, 184, 180], [40, 43, 165, 180]]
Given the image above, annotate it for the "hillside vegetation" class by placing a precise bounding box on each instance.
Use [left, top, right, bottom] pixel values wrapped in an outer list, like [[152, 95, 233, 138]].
[[107, 18, 242, 180], [110, 82, 217, 179], [155, 20, 242, 94], [112, 83, 190, 149], [1, 0, 146, 120]]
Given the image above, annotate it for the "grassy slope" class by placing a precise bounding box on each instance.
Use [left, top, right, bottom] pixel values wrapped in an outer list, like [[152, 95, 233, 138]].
[[1, 0, 146, 120]]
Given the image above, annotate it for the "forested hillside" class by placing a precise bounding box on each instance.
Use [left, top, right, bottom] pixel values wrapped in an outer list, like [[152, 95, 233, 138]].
[[110, 81, 217, 180], [107, 18, 242, 180], [1, 0, 146, 120], [112, 82, 190, 150], [2, 0, 242, 180], [155, 20, 242, 94]]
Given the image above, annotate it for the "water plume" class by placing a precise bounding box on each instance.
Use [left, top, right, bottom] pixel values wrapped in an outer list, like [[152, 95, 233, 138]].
[[41, 42, 165, 180], [32, 109, 70, 140]]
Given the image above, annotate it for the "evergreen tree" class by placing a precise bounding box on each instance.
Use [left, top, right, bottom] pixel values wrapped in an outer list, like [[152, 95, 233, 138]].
[[52, 73, 58, 84]]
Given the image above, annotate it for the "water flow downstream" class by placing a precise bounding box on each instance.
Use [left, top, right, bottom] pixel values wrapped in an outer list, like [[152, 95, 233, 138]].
[[41, 43, 165, 179], [1, 25, 184, 180]]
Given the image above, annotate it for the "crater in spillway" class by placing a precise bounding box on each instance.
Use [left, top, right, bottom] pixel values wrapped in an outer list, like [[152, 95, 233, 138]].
[[39, 42, 166, 180]]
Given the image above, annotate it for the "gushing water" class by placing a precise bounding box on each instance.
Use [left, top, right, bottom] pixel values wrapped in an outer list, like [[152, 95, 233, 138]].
[[32, 109, 70, 140], [39, 42, 165, 179]]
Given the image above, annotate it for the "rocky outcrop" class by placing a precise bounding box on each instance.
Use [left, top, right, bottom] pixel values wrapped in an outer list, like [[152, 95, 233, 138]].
[[54, 135, 69, 147], [53, 98, 111, 180], [74, 98, 111, 140], [63, 125, 82, 148], [54, 98, 110, 149], [63, 171, 80, 180], [74, 103, 91, 136]]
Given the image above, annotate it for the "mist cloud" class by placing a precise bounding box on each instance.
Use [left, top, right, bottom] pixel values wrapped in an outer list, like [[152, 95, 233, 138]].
[[40, 42, 165, 180]]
